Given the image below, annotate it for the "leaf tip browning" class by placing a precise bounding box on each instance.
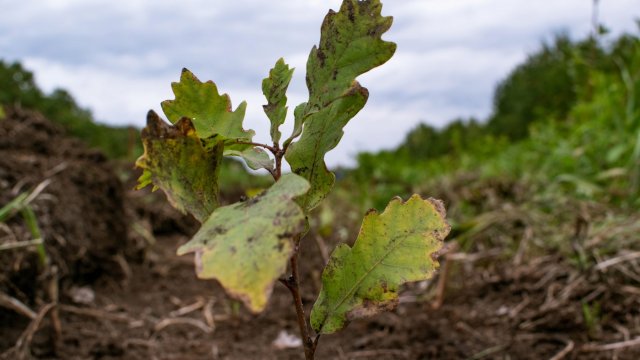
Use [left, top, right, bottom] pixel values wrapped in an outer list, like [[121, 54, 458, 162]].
[[427, 197, 448, 221], [135, 109, 222, 222], [364, 208, 377, 216]]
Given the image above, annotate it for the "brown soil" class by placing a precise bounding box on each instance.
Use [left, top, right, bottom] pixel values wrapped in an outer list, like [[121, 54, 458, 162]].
[[1, 108, 639, 359], [0, 107, 129, 300]]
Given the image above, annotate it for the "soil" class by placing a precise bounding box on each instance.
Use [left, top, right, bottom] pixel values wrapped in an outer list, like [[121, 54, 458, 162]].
[[1, 108, 639, 359], [0, 107, 129, 299]]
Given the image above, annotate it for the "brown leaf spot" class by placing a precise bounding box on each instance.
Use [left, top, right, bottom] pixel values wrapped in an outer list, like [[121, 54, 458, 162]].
[[316, 49, 326, 67], [273, 241, 285, 253], [345, 1, 356, 22], [346, 297, 399, 322], [212, 226, 227, 235]]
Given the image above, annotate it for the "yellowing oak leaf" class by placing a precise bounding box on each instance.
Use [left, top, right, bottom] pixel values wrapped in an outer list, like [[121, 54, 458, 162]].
[[177, 174, 310, 313], [311, 195, 450, 334], [135, 110, 222, 223]]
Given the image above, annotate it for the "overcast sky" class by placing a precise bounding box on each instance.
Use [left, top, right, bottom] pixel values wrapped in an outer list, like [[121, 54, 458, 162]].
[[1, 0, 638, 166]]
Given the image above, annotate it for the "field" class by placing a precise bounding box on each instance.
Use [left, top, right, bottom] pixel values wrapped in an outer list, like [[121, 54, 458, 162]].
[[1, 103, 640, 359]]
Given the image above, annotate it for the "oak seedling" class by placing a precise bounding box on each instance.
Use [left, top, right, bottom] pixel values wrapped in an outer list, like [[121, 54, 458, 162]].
[[136, 1, 450, 358]]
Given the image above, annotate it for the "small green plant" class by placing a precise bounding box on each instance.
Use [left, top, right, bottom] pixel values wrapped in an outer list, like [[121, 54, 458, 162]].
[[0, 180, 50, 267], [136, 1, 450, 358], [581, 301, 602, 337]]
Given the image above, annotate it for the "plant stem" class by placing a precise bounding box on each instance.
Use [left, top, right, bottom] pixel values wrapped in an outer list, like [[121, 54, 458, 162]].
[[288, 243, 315, 360], [232, 140, 277, 154], [21, 207, 47, 267], [272, 139, 315, 358], [274, 149, 283, 180]]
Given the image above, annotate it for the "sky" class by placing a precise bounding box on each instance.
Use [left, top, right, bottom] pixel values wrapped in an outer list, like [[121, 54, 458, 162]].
[[1, 0, 638, 166]]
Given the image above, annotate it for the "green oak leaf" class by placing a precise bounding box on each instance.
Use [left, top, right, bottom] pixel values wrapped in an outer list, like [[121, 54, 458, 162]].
[[305, 0, 396, 109], [135, 110, 222, 223], [161, 69, 273, 170], [286, 86, 368, 211], [161, 68, 253, 142], [283, 102, 310, 149], [177, 174, 310, 313], [262, 58, 294, 144], [285, 0, 396, 212], [311, 195, 450, 334], [225, 147, 274, 171]]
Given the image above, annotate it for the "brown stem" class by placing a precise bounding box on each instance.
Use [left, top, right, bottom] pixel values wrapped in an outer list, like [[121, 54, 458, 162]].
[[313, 334, 321, 354], [272, 138, 314, 358], [266, 168, 277, 181], [274, 150, 283, 180], [288, 248, 315, 360], [233, 140, 277, 154]]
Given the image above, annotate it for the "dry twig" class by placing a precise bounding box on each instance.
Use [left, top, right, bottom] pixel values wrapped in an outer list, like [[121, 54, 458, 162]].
[[466, 344, 508, 360], [595, 251, 640, 271], [313, 235, 329, 264], [0, 292, 36, 319], [549, 340, 574, 360], [2, 303, 56, 360], [59, 304, 132, 323], [154, 317, 213, 334], [345, 349, 409, 359], [48, 266, 62, 346], [203, 298, 215, 328], [581, 336, 640, 352], [169, 297, 206, 317]]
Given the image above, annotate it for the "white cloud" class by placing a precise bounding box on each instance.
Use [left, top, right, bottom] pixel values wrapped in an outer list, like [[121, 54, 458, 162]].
[[3, 0, 639, 166], [22, 57, 174, 125]]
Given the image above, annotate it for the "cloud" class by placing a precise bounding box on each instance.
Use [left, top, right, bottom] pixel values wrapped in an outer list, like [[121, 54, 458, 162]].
[[3, 0, 639, 166], [22, 57, 174, 125]]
